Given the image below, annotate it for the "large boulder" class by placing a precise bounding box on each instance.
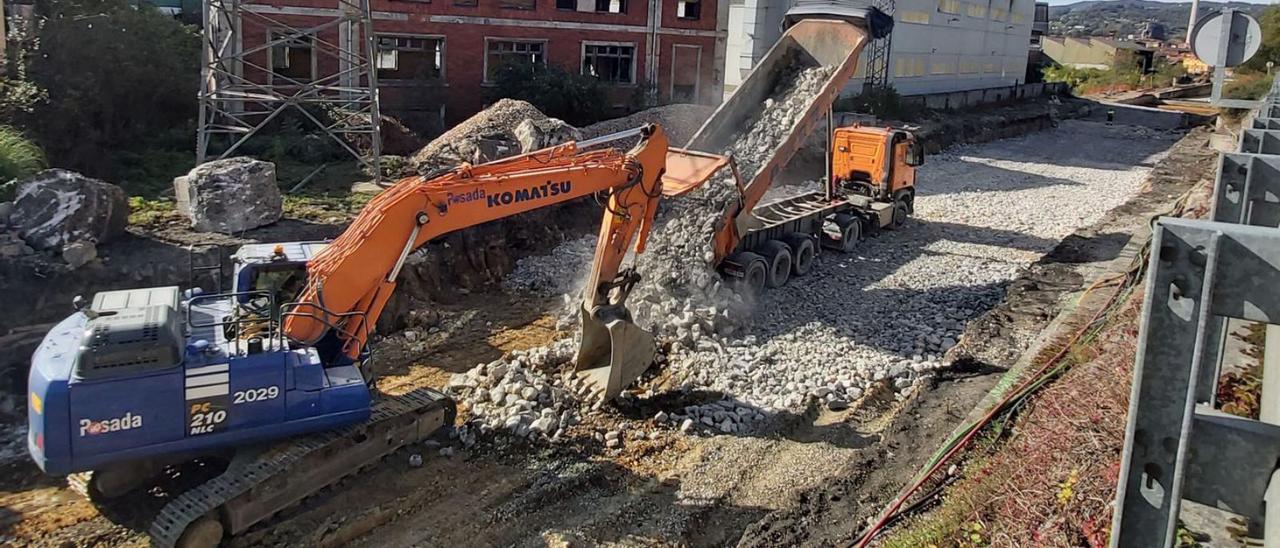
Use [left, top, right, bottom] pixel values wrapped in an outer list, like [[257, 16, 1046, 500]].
[[514, 118, 581, 153], [10, 169, 129, 250], [175, 157, 282, 234]]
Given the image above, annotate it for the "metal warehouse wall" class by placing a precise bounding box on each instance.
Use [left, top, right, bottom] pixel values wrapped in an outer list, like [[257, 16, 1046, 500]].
[[724, 0, 1034, 97]]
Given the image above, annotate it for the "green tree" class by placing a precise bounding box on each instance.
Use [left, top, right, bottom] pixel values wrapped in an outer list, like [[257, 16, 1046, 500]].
[[484, 61, 610, 126], [1243, 5, 1280, 73], [16, 0, 200, 184]]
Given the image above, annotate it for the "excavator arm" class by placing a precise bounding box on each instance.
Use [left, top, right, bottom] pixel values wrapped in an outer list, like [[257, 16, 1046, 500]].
[[573, 144, 730, 398], [283, 125, 675, 358]]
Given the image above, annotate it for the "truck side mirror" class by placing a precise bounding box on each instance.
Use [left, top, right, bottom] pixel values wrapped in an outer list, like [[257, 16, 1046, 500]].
[[905, 143, 924, 167]]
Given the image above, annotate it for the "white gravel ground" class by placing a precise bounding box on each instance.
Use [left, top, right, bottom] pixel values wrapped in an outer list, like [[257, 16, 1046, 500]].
[[502, 120, 1179, 424]]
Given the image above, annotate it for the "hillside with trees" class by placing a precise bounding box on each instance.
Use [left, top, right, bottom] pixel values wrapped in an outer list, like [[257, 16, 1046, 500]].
[[1049, 0, 1267, 41]]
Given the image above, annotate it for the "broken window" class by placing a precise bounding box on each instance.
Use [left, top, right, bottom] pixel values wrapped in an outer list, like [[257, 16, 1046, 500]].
[[376, 36, 444, 83], [485, 40, 546, 82], [498, 0, 536, 9], [677, 0, 700, 19], [594, 0, 625, 13], [582, 43, 635, 84], [556, 0, 574, 8], [269, 31, 314, 84]]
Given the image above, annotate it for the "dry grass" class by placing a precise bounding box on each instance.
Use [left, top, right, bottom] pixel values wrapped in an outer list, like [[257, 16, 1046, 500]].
[[882, 292, 1144, 547]]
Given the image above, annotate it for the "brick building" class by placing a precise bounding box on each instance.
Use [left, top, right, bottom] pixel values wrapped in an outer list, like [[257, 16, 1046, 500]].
[[244, 0, 728, 134]]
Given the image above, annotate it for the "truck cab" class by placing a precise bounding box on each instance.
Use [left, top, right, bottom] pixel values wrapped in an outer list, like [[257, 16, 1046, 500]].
[[832, 125, 923, 207]]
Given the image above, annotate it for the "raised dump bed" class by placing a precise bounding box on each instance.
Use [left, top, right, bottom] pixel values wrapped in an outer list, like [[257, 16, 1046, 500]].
[[681, 8, 924, 292], [688, 18, 872, 263]]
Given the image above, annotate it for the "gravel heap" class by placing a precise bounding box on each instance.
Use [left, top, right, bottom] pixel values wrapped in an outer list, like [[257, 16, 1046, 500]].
[[503, 236, 597, 297], [446, 67, 837, 436], [579, 103, 716, 146], [497, 119, 1178, 414], [444, 339, 590, 441], [656, 120, 1179, 409], [626, 65, 838, 341], [410, 99, 550, 173]]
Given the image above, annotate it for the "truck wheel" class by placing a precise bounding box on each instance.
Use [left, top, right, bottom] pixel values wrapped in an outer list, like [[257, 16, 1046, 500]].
[[826, 214, 862, 253], [889, 201, 909, 229], [177, 515, 224, 548], [782, 233, 816, 276], [758, 240, 792, 288], [726, 251, 768, 295]]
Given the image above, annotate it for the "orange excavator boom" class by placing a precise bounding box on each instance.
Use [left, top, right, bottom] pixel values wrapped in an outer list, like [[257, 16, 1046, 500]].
[[284, 126, 671, 357]]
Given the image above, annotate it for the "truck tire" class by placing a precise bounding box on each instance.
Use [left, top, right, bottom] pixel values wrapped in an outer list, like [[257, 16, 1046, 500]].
[[782, 233, 816, 276], [825, 214, 862, 253], [758, 240, 792, 288], [726, 251, 768, 295], [889, 201, 909, 229]]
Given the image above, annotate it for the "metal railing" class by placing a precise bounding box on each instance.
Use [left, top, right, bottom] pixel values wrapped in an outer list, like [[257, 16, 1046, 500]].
[[1111, 75, 1280, 548]]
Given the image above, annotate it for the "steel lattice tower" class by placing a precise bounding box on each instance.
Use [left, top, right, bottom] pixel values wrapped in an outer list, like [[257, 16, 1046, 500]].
[[197, 0, 382, 180], [862, 0, 895, 92]]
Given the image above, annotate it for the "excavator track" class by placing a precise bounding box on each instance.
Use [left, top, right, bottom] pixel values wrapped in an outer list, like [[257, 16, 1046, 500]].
[[148, 387, 454, 548]]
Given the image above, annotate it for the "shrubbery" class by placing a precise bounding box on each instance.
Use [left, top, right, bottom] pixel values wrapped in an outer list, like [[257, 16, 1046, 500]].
[[1043, 54, 1186, 96], [4, 0, 200, 195]]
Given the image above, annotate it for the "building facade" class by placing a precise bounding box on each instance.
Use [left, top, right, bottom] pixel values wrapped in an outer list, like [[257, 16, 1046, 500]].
[[724, 0, 1035, 97], [1041, 37, 1154, 71], [245, 0, 728, 133]]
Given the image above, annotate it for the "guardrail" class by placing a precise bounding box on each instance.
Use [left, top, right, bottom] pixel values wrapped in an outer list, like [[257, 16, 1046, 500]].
[[1111, 75, 1280, 547]]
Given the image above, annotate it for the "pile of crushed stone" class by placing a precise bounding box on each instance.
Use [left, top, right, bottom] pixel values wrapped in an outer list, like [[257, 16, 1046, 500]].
[[627, 65, 838, 342], [579, 103, 716, 146], [409, 99, 551, 173], [445, 66, 841, 436], [444, 339, 586, 442]]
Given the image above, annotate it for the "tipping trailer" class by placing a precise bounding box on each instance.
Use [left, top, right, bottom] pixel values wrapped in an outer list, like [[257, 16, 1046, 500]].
[[685, 4, 923, 292]]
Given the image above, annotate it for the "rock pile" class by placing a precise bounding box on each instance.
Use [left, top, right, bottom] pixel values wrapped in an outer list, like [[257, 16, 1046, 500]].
[[445, 339, 588, 441], [174, 157, 282, 234], [497, 118, 1174, 414], [579, 103, 716, 146], [626, 65, 838, 341], [445, 66, 846, 439], [514, 118, 581, 153], [656, 399, 769, 435], [410, 99, 550, 173]]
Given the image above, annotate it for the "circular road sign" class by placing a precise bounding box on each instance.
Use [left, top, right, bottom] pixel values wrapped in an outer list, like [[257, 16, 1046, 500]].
[[1191, 9, 1262, 67]]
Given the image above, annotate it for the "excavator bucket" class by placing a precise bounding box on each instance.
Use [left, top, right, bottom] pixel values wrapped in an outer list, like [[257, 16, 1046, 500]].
[[575, 304, 656, 400], [662, 148, 731, 197]]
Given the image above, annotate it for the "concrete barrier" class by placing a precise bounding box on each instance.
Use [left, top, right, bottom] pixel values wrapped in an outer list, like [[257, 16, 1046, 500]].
[[895, 81, 1068, 112]]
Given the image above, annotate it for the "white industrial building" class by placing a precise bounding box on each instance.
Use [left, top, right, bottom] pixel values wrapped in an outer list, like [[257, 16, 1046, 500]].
[[725, 0, 1036, 96]]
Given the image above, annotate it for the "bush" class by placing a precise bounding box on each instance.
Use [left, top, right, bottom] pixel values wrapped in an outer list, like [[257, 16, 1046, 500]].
[[1043, 55, 1186, 96], [484, 61, 610, 126], [0, 125, 46, 180], [1224, 71, 1273, 100], [11, 0, 199, 190]]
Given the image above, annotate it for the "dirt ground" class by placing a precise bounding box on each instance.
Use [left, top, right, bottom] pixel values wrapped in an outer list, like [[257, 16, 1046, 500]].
[[0, 108, 1211, 548]]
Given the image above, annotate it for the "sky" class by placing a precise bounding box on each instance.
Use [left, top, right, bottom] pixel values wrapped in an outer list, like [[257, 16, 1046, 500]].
[[1043, 0, 1276, 5]]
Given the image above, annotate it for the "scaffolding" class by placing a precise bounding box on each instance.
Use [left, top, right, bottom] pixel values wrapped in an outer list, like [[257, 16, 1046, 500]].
[[197, 0, 382, 180], [862, 0, 894, 92]]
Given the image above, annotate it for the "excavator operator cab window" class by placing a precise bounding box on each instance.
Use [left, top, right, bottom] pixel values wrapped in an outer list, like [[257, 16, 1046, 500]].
[[239, 263, 309, 320], [905, 141, 924, 167]]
